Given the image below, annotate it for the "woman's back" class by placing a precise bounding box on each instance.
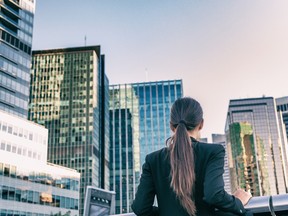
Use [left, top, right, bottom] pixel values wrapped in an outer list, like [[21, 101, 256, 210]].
[[132, 139, 245, 216]]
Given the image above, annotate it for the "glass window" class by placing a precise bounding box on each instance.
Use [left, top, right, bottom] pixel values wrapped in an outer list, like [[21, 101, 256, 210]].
[[0, 163, 3, 175], [4, 165, 10, 177], [10, 166, 16, 178], [29, 132, 33, 141], [12, 145, 16, 153], [23, 130, 28, 139], [2, 123, 7, 132], [6, 143, 11, 152], [23, 148, 27, 156], [17, 147, 22, 155], [13, 126, 18, 136], [0, 141, 5, 150], [18, 128, 23, 137]]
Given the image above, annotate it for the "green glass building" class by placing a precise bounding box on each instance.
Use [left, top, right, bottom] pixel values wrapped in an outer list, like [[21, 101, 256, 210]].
[[226, 97, 288, 196], [28, 46, 110, 214], [109, 80, 183, 214]]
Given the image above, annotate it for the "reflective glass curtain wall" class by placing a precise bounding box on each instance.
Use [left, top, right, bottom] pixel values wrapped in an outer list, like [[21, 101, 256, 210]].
[[134, 80, 183, 167], [276, 97, 288, 140], [225, 97, 288, 196], [109, 80, 183, 214], [28, 46, 109, 215], [0, 0, 35, 118], [212, 133, 231, 194]]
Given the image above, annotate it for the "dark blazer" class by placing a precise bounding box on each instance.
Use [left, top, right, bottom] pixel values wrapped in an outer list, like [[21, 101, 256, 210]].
[[132, 138, 251, 216]]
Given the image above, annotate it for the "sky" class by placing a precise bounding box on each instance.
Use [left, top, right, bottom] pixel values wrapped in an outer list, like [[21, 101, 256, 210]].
[[32, 0, 288, 141]]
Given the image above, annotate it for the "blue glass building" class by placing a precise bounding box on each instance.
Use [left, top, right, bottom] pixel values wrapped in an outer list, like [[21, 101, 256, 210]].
[[109, 80, 183, 214], [0, 0, 35, 118]]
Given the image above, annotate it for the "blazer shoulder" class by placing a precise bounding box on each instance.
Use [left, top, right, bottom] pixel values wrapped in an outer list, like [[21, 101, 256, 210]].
[[146, 147, 168, 159], [145, 147, 169, 165], [196, 142, 225, 155]]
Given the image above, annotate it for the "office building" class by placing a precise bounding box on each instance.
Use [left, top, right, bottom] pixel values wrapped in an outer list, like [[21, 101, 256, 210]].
[[109, 80, 183, 214], [0, 0, 35, 118], [225, 97, 288, 196], [0, 110, 80, 216], [212, 133, 231, 194], [276, 96, 288, 139], [28, 46, 109, 214]]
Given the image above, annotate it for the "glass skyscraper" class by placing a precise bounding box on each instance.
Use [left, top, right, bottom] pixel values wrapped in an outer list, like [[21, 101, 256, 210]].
[[28, 46, 110, 214], [109, 80, 183, 214], [225, 97, 288, 196], [0, 110, 80, 216], [276, 96, 288, 139], [0, 0, 35, 118]]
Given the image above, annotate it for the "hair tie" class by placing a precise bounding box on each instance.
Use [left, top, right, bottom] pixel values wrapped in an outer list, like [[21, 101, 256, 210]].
[[179, 120, 186, 125]]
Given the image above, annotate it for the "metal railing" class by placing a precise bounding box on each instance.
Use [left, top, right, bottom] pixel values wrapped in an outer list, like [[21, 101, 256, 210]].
[[111, 194, 288, 216]]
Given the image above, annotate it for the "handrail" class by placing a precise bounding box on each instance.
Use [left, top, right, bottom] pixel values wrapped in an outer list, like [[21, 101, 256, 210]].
[[110, 194, 288, 216]]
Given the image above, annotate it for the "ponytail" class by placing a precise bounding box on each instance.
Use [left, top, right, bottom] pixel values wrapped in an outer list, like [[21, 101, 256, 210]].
[[169, 122, 196, 216], [169, 97, 203, 216]]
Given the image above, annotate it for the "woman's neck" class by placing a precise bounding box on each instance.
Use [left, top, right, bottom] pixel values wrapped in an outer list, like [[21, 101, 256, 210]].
[[187, 130, 200, 140]]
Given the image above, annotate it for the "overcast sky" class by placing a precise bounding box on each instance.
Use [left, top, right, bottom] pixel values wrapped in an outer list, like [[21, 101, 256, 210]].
[[32, 0, 288, 140]]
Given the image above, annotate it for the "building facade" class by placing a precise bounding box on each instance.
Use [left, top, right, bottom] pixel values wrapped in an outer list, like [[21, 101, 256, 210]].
[[276, 96, 288, 139], [0, 0, 35, 118], [109, 80, 183, 214], [225, 97, 288, 196], [0, 110, 80, 216], [28, 46, 110, 214], [212, 133, 231, 194]]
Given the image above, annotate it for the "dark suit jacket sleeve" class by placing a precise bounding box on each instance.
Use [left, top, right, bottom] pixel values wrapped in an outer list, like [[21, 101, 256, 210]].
[[203, 145, 247, 215], [131, 155, 159, 216]]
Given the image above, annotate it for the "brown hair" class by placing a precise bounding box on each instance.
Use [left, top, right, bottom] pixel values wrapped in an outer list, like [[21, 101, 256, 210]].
[[168, 97, 203, 216]]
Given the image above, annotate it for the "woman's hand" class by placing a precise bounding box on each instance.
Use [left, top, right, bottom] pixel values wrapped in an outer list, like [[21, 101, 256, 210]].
[[233, 188, 252, 206]]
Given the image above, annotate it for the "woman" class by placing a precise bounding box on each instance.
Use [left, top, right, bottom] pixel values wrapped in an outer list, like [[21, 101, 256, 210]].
[[131, 97, 252, 216]]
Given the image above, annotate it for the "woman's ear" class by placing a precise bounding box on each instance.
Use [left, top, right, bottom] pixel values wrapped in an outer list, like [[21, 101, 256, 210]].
[[170, 124, 176, 132], [199, 119, 204, 130]]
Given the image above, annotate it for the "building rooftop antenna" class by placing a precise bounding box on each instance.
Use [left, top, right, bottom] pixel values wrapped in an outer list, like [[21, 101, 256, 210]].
[[84, 35, 87, 46]]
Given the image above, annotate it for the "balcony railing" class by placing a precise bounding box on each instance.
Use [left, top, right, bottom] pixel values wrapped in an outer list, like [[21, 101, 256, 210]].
[[110, 194, 288, 216]]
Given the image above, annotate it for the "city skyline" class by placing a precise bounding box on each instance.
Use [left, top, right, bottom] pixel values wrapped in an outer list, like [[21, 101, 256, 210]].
[[32, 0, 288, 140], [1, 0, 288, 215]]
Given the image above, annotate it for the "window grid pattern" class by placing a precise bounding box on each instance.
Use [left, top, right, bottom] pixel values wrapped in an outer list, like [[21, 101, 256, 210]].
[[28, 47, 107, 215], [109, 80, 183, 214], [0, 0, 35, 117], [226, 97, 288, 196]]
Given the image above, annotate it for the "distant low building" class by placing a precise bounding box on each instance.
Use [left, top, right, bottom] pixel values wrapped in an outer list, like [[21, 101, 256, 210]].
[[276, 96, 288, 140], [212, 133, 231, 194], [0, 110, 80, 215]]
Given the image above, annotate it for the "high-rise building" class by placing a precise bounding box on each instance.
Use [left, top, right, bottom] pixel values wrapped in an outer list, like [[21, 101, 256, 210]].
[[276, 96, 288, 139], [109, 80, 183, 214], [28, 46, 110, 214], [0, 0, 35, 118], [0, 110, 80, 216], [212, 133, 231, 194], [225, 97, 288, 196]]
